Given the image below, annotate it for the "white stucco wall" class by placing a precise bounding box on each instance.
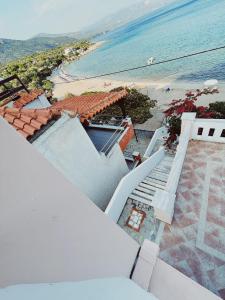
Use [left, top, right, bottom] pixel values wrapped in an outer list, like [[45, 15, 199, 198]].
[[0, 118, 139, 287], [24, 95, 51, 109], [0, 278, 158, 300], [34, 114, 129, 210]]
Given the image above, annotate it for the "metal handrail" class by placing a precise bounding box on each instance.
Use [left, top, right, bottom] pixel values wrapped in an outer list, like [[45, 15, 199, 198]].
[[100, 122, 127, 154]]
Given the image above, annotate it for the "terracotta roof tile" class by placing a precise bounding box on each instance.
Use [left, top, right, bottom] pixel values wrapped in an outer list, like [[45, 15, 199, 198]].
[[17, 129, 30, 139], [52, 90, 128, 122], [0, 106, 60, 139], [13, 89, 43, 109], [14, 119, 26, 129]]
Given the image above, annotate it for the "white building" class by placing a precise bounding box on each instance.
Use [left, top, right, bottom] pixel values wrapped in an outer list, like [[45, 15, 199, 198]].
[[0, 116, 220, 300], [106, 112, 225, 297], [0, 89, 137, 210]]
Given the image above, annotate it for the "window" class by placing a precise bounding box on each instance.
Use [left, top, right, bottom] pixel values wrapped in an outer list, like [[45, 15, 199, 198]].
[[208, 128, 215, 136], [221, 129, 225, 138], [197, 127, 203, 135]]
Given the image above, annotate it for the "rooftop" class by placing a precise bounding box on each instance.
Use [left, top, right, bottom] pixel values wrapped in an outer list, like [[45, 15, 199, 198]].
[[0, 106, 60, 139], [0, 89, 128, 140], [52, 90, 128, 122], [12, 89, 43, 108]]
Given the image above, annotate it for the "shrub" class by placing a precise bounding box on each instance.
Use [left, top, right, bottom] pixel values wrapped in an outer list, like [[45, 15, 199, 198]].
[[164, 89, 221, 147], [98, 87, 157, 124]]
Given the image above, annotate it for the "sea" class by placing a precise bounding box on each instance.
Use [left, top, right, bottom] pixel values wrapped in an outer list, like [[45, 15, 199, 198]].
[[64, 0, 225, 84]]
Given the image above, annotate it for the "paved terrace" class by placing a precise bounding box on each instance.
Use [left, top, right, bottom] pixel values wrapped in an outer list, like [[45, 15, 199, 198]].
[[159, 141, 225, 298], [124, 129, 154, 158]]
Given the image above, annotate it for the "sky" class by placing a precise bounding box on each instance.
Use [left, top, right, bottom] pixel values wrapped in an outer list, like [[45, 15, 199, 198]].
[[0, 0, 142, 40]]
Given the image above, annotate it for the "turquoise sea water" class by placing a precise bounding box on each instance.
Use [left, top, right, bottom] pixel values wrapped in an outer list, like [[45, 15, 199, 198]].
[[64, 0, 225, 83]]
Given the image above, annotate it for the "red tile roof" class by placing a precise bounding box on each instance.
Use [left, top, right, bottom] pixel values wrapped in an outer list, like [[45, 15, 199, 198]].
[[13, 89, 43, 108], [0, 106, 60, 139], [52, 90, 128, 122], [0, 90, 128, 139]]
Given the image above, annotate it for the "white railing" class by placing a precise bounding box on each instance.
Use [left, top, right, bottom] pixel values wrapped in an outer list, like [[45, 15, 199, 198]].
[[192, 118, 225, 143], [106, 114, 225, 226], [144, 127, 168, 159], [105, 148, 165, 222], [165, 126, 190, 195]]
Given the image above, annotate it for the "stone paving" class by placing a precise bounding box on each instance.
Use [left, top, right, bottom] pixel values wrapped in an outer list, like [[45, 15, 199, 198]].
[[159, 141, 225, 298], [124, 129, 154, 158], [118, 198, 160, 245]]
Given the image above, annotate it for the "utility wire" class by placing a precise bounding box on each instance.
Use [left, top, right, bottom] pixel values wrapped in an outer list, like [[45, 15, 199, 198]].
[[55, 45, 225, 84]]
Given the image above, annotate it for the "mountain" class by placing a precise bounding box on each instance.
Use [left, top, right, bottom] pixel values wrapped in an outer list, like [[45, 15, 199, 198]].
[[0, 36, 77, 64], [36, 0, 178, 40], [1, 0, 177, 64], [81, 0, 178, 36]]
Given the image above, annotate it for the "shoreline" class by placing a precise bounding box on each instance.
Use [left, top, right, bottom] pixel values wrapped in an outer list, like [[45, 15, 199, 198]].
[[51, 42, 225, 130], [51, 41, 104, 83], [53, 72, 225, 104]]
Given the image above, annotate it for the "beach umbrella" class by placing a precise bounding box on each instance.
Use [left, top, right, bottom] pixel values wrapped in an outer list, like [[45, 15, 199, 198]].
[[204, 79, 218, 87]]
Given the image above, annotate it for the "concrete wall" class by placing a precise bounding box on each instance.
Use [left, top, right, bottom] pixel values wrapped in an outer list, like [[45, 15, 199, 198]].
[[0, 278, 158, 300], [150, 259, 221, 300], [119, 123, 135, 151], [34, 114, 129, 210], [25, 94, 51, 109], [0, 117, 139, 287], [106, 148, 165, 222], [144, 127, 168, 159], [191, 118, 225, 143]]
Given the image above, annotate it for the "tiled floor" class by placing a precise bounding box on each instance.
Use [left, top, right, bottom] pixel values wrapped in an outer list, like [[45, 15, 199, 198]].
[[159, 141, 225, 298], [118, 198, 160, 245]]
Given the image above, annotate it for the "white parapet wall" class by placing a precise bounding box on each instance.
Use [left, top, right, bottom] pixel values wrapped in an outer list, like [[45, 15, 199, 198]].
[[191, 118, 225, 143], [165, 113, 195, 196], [34, 114, 129, 210], [166, 113, 225, 196], [105, 148, 165, 223], [133, 239, 221, 300], [143, 127, 168, 159]]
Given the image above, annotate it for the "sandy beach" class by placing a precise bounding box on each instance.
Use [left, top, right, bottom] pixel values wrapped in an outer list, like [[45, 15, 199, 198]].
[[52, 75, 225, 130], [53, 73, 225, 107], [52, 42, 225, 130]]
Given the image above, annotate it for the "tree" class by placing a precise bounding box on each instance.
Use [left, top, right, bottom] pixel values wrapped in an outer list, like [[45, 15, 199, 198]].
[[94, 87, 157, 124], [164, 88, 220, 148]]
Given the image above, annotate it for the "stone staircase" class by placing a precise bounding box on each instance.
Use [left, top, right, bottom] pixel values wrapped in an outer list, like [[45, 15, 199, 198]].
[[128, 154, 174, 207]]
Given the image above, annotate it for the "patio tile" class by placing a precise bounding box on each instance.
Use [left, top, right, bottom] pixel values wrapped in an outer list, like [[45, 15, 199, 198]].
[[158, 141, 225, 298]]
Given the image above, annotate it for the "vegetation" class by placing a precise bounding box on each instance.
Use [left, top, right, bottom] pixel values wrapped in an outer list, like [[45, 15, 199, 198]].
[[0, 36, 79, 63], [0, 40, 91, 92], [95, 87, 157, 124], [81, 91, 105, 96], [164, 88, 224, 147], [208, 101, 225, 118]]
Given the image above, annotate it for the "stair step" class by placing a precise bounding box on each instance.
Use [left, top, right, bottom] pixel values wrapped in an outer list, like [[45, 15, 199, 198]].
[[163, 157, 174, 162], [129, 194, 152, 206], [158, 163, 172, 169], [146, 177, 166, 186], [136, 185, 155, 196], [147, 175, 167, 184], [154, 167, 170, 174], [142, 179, 165, 190], [150, 171, 169, 180], [139, 182, 157, 193], [133, 189, 154, 201]]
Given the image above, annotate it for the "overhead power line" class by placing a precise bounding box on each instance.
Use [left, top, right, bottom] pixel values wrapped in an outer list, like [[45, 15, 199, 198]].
[[55, 45, 225, 84]]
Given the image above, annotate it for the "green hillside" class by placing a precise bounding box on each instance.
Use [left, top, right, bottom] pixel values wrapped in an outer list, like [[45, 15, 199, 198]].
[[0, 36, 77, 63], [0, 40, 90, 92]]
